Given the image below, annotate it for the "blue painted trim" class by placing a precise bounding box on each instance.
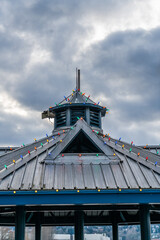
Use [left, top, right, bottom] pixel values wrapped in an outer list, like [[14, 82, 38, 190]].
[[50, 104, 105, 111], [0, 189, 160, 206]]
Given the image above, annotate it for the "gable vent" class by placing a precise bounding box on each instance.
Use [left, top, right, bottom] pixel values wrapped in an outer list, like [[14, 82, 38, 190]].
[[90, 108, 100, 127], [62, 130, 103, 153], [71, 107, 85, 125], [56, 110, 66, 128]]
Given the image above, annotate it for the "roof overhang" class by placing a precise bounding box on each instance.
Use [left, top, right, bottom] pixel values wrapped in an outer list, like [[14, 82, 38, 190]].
[[0, 189, 160, 206]]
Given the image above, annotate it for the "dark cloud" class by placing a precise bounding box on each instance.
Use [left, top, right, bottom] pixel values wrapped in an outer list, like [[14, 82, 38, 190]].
[[0, 32, 31, 73], [0, 0, 159, 146], [12, 64, 74, 111], [81, 28, 160, 144]]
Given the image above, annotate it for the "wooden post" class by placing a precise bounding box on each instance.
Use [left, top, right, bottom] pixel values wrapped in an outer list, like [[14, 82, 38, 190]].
[[15, 206, 25, 240]]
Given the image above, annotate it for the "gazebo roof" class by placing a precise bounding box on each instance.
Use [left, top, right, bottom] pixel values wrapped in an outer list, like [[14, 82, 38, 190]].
[[0, 118, 160, 191]]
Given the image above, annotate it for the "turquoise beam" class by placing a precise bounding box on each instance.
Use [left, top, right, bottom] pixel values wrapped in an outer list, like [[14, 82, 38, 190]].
[[75, 211, 84, 240], [140, 204, 151, 240], [15, 206, 25, 240]]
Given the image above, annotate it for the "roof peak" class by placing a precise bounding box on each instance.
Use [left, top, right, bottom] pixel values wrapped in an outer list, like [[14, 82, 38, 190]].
[[42, 70, 108, 130]]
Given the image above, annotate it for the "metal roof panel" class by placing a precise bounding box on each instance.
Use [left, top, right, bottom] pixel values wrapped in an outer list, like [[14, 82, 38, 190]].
[[11, 166, 25, 190], [140, 165, 160, 188], [44, 165, 55, 189], [73, 164, 85, 189], [83, 164, 95, 189], [92, 164, 106, 189], [101, 164, 117, 189], [127, 157, 149, 188], [111, 164, 128, 189]]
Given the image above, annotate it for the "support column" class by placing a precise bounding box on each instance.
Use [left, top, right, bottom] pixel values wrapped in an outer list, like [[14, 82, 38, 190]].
[[113, 221, 118, 240], [75, 211, 84, 240], [112, 212, 118, 240], [140, 204, 151, 240], [35, 223, 41, 240], [35, 212, 41, 240], [15, 206, 26, 240]]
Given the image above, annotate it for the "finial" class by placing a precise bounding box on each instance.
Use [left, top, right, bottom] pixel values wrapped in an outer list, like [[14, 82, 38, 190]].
[[76, 68, 80, 92]]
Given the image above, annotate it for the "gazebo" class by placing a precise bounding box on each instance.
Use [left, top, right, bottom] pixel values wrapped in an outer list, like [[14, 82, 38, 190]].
[[0, 70, 160, 240]]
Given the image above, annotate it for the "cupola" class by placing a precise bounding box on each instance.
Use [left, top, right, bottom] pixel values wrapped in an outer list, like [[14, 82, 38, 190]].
[[42, 69, 108, 131]]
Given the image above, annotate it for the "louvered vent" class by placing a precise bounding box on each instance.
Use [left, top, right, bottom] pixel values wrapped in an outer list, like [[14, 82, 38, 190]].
[[90, 108, 100, 127], [56, 110, 66, 128], [71, 107, 85, 125]]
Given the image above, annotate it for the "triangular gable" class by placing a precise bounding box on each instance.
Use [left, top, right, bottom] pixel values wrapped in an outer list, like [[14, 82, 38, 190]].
[[62, 130, 103, 153], [48, 119, 114, 160]]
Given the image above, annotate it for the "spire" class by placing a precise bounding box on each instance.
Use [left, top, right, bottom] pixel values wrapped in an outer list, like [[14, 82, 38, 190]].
[[76, 68, 80, 92]]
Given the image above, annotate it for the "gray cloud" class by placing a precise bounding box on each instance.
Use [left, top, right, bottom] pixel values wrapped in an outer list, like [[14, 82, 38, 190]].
[[0, 0, 160, 146], [81, 28, 160, 144]]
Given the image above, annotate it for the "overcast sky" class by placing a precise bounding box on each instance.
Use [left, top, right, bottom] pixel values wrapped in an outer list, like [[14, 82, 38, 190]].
[[0, 0, 160, 146]]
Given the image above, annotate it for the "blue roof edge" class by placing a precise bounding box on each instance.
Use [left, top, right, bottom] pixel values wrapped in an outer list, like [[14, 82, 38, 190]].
[[0, 189, 160, 205]]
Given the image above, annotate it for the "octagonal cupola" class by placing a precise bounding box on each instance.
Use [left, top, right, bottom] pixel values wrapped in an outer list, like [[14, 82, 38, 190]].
[[42, 69, 108, 131]]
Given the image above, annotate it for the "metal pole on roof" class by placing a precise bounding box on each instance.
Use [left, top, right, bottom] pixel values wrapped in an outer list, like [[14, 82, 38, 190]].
[[78, 69, 80, 92], [76, 68, 80, 92], [76, 67, 77, 89]]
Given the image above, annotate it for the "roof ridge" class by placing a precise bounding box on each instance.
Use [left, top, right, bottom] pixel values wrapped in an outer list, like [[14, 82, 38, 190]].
[[105, 138, 160, 175], [0, 133, 67, 180]]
